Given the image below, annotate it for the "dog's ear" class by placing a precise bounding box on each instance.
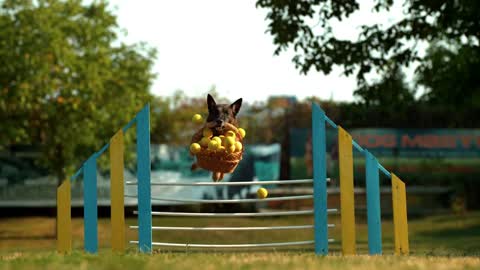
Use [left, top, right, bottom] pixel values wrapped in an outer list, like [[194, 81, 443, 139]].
[[207, 94, 217, 112], [230, 98, 242, 116]]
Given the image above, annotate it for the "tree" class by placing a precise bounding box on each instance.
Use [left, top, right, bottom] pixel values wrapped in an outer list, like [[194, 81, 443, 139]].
[[256, 0, 480, 89], [417, 43, 480, 110], [0, 0, 157, 184], [355, 67, 414, 107]]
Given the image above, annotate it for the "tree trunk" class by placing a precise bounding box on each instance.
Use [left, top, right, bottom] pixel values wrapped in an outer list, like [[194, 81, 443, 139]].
[[54, 144, 66, 241], [280, 108, 291, 180]]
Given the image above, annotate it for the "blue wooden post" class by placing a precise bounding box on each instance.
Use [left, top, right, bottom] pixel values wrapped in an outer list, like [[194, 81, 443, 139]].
[[137, 104, 152, 253], [365, 150, 382, 255], [312, 103, 329, 255], [84, 156, 98, 253]]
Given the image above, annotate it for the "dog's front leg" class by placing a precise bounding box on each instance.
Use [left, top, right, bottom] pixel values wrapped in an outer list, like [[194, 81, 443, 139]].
[[212, 172, 223, 182]]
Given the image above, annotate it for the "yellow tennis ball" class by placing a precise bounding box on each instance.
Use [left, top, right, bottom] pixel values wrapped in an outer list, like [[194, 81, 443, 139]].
[[238, 128, 246, 138], [235, 141, 243, 152], [225, 136, 235, 147], [257, 188, 268, 199], [227, 145, 236, 153], [199, 137, 210, 147], [192, 114, 203, 124], [218, 145, 226, 152], [208, 140, 219, 150], [190, 143, 201, 154], [225, 130, 236, 138], [212, 136, 222, 144], [203, 128, 213, 138], [219, 135, 226, 146]]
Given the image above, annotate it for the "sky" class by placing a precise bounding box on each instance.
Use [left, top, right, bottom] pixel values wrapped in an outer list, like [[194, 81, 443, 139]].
[[108, 0, 407, 103]]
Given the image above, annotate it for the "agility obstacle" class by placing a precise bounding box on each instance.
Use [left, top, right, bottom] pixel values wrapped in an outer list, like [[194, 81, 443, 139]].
[[56, 103, 409, 255]]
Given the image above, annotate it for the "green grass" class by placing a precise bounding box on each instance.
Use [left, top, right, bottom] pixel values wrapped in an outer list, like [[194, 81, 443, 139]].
[[1, 212, 480, 269]]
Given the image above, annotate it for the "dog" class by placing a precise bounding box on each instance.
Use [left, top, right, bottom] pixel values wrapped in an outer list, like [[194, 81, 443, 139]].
[[191, 94, 243, 181]]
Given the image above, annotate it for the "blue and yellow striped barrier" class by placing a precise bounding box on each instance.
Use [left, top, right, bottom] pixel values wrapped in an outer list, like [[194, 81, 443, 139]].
[[56, 104, 152, 254], [312, 103, 409, 256]]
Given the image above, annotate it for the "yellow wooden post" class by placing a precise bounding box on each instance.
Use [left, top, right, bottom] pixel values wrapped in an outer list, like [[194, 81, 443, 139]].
[[110, 130, 126, 252], [392, 173, 409, 255], [338, 126, 356, 255], [57, 179, 72, 253]]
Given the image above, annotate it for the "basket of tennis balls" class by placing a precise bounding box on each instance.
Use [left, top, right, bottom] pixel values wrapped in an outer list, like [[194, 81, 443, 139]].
[[189, 115, 246, 173]]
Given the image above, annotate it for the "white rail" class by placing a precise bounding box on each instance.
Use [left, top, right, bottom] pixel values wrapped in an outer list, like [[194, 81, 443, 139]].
[[125, 178, 330, 186], [129, 224, 335, 231], [125, 194, 313, 204], [133, 208, 338, 217], [130, 240, 334, 248]]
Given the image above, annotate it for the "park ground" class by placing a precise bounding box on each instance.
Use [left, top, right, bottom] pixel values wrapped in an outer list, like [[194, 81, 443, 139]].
[[0, 211, 479, 269]]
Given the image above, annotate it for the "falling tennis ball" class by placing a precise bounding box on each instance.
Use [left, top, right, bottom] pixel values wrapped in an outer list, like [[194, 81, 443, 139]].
[[208, 140, 219, 150], [225, 136, 235, 147], [203, 128, 213, 138], [225, 130, 236, 138], [190, 143, 201, 154], [192, 114, 203, 124], [227, 145, 236, 153], [199, 137, 210, 147], [235, 141, 243, 152], [212, 136, 222, 144], [238, 128, 246, 138], [257, 188, 268, 199]]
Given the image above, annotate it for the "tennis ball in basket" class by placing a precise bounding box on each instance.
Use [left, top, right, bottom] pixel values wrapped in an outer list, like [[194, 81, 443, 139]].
[[227, 145, 236, 153], [199, 137, 210, 147], [225, 130, 236, 138], [208, 140, 219, 150], [257, 188, 268, 199], [203, 128, 213, 138], [192, 114, 203, 124], [238, 128, 246, 138], [219, 135, 226, 146], [218, 145, 226, 152], [212, 136, 222, 144], [225, 136, 235, 147], [234, 141, 243, 152], [190, 143, 201, 154]]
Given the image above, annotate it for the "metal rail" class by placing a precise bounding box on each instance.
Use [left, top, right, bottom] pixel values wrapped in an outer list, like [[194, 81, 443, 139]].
[[129, 224, 335, 231]]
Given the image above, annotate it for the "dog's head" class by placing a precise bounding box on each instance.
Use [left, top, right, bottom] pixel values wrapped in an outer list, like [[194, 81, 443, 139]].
[[206, 94, 242, 133]]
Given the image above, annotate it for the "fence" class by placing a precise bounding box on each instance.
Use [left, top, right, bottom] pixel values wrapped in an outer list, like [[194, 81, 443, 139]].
[[56, 102, 409, 255]]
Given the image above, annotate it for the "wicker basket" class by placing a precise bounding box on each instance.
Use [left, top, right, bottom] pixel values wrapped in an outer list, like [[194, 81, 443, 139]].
[[196, 149, 243, 173], [192, 123, 244, 174]]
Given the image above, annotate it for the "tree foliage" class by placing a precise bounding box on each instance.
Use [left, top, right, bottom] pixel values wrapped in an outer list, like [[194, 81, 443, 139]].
[[355, 67, 414, 108], [256, 0, 480, 90], [417, 43, 480, 109], [0, 0, 157, 183]]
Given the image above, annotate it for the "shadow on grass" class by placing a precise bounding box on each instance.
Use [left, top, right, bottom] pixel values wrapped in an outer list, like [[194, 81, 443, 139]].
[[0, 234, 55, 240], [415, 224, 480, 256]]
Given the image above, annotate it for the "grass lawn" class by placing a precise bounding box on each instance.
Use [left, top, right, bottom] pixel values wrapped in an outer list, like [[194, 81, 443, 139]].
[[0, 211, 479, 269]]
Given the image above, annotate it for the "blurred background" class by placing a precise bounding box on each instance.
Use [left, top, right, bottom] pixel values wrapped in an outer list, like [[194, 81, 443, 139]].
[[0, 0, 479, 254]]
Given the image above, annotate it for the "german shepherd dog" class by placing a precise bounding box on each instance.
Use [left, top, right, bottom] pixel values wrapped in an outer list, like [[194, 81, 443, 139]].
[[191, 94, 243, 181]]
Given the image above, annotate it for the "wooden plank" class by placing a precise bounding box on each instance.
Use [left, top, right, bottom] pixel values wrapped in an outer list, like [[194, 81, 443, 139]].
[[392, 173, 409, 255], [365, 150, 382, 255], [84, 157, 98, 254], [136, 105, 152, 253], [312, 103, 329, 255], [57, 179, 72, 253], [110, 130, 125, 252], [338, 126, 356, 255]]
